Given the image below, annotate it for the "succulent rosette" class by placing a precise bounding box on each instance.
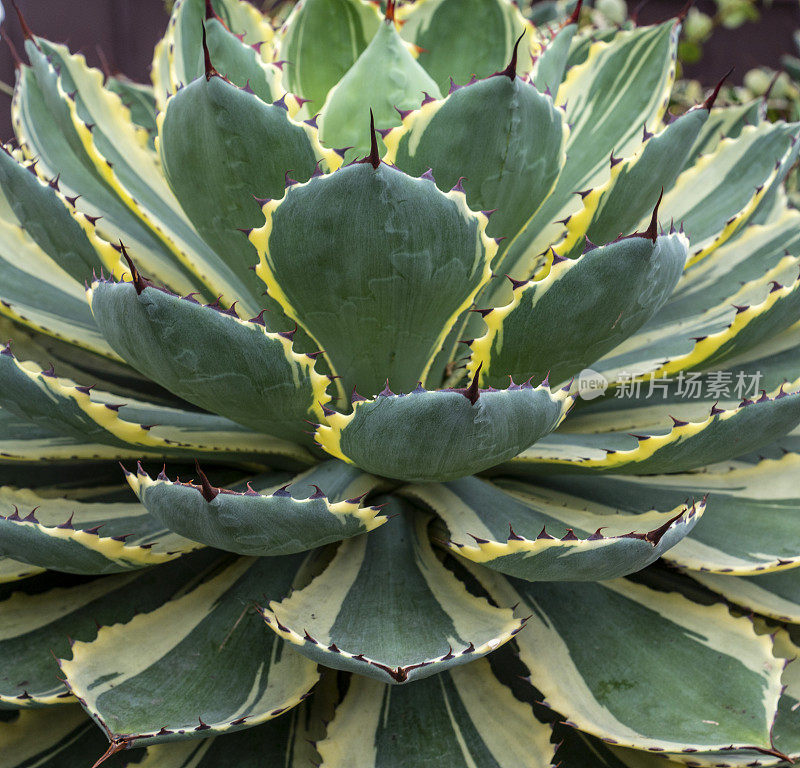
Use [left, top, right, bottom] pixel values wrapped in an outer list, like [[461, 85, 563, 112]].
[[1, 1, 800, 766]]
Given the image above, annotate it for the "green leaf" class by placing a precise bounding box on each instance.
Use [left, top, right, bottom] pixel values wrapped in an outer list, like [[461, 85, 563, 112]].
[[558, 106, 708, 251], [318, 20, 441, 161], [16, 42, 215, 298], [106, 77, 158, 141], [251, 162, 496, 399], [486, 574, 782, 752], [88, 280, 331, 445], [660, 122, 800, 267], [403, 476, 701, 581], [533, 457, 800, 575], [316, 657, 555, 768], [316, 380, 571, 482], [0, 707, 143, 767], [0, 144, 103, 283], [505, 385, 800, 475], [398, 0, 530, 93], [158, 73, 330, 315], [0, 550, 224, 707], [260, 497, 523, 684], [692, 567, 800, 623], [0, 348, 314, 463], [277, 0, 381, 110], [495, 21, 678, 284], [386, 71, 568, 249], [467, 233, 687, 389], [59, 555, 320, 752], [0, 484, 203, 575], [126, 460, 387, 556], [531, 23, 578, 95], [683, 99, 761, 168]]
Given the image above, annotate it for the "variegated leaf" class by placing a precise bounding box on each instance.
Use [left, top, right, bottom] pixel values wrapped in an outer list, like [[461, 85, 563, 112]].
[[504, 384, 800, 475], [250, 161, 496, 399], [316, 379, 571, 482], [317, 658, 555, 768], [0, 550, 224, 707], [467, 233, 686, 389], [126, 460, 387, 556], [486, 573, 782, 753], [495, 21, 678, 283], [260, 497, 523, 684], [88, 278, 331, 445], [0, 484, 202, 574], [59, 555, 320, 756], [404, 476, 701, 581]]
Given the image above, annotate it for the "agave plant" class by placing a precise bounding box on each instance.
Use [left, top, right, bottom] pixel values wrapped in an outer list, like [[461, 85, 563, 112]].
[[2, 0, 800, 765]]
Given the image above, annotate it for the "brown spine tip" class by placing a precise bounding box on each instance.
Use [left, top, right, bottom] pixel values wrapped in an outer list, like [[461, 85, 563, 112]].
[[194, 459, 219, 502], [464, 362, 482, 405], [360, 109, 381, 170], [385, 0, 396, 22], [676, 0, 695, 23], [2, 33, 23, 69], [495, 31, 525, 81], [633, 188, 662, 243], [565, 0, 584, 26], [201, 21, 218, 81], [10, 1, 38, 47], [702, 67, 734, 111]]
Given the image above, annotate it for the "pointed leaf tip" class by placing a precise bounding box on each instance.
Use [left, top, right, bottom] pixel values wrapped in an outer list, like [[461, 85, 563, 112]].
[[10, 0, 38, 46], [360, 109, 381, 170], [463, 362, 483, 405], [703, 67, 734, 111], [495, 31, 525, 81], [385, 0, 396, 22], [194, 459, 219, 502], [565, 0, 584, 25], [201, 20, 218, 81]]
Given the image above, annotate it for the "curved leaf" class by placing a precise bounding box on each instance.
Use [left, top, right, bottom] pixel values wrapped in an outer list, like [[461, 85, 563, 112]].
[[126, 460, 387, 556], [261, 497, 523, 684], [251, 162, 496, 399], [486, 574, 782, 753], [467, 233, 687, 388], [0, 550, 224, 707], [316, 379, 571, 482], [88, 279, 331, 445], [404, 476, 702, 581], [59, 555, 320, 753], [317, 658, 555, 768]]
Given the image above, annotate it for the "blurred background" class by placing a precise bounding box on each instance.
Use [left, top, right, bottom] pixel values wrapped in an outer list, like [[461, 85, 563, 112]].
[[0, 0, 798, 141]]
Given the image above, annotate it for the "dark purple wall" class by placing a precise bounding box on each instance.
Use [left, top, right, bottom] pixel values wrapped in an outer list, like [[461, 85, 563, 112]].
[[0, 0, 798, 141]]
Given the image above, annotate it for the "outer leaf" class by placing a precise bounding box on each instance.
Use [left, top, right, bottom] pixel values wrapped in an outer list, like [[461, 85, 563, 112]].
[[316, 380, 571, 482], [261, 498, 524, 684], [505, 385, 800, 475], [88, 280, 331, 445], [495, 21, 677, 283], [540, 457, 800, 574], [467, 233, 687, 388], [0, 349, 313, 463], [318, 19, 441, 161], [251, 162, 496, 398], [0, 550, 224, 707], [158, 73, 333, 315], [126, 460, 387, 556], [317, 658, 555, 768], [404, 476, 701, 581], [692, 568, 800, 623], [278, 0, 381, 110], [531, 23, 578, 95], [0, 707, 144, 767], [0, 485, 201, 575], [486, 574, 782, 753], [659, 122, 800, 267], [59, 556, 320, 753], [398, 0, 531, 93], [0, 558, 43, 584]]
